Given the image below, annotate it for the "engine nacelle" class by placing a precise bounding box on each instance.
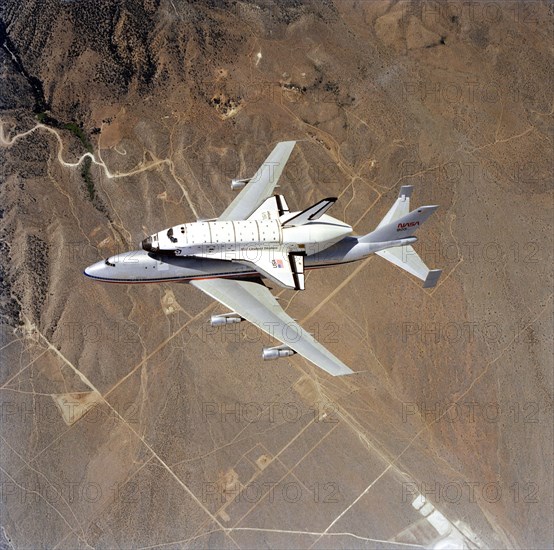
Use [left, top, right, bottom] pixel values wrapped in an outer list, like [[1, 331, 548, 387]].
[[231, 178, 250, 190], [210, 314, 243, 327], [262, 345, 296, 361]]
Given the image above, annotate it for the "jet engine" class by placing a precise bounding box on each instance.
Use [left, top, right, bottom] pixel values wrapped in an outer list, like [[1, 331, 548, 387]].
[[210, 314, 243, 327], [262, 345, 296, 360], [231, 178, 251, 190]]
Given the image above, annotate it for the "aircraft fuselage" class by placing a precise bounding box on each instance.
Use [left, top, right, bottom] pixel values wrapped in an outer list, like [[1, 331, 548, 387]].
[[84, 236, 417, 283]]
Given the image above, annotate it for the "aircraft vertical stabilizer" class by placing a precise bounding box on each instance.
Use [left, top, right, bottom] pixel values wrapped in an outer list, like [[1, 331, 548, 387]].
[[376, 185, 413, 228], [359, 205, 438, 243]]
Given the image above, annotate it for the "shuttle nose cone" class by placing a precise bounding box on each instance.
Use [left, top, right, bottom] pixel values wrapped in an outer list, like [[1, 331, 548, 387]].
[[142, 237, 152, 252]]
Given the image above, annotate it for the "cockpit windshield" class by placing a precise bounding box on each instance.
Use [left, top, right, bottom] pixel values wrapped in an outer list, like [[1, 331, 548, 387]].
[[104, 258, 116, 267]]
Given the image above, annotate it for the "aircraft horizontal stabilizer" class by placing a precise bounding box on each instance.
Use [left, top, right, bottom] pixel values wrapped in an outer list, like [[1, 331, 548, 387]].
[[376, 245, 442, 288], [281, 198, 337, 227], [423, 269, 443, 288]]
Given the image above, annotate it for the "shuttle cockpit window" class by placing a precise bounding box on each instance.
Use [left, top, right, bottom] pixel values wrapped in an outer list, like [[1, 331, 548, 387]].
[[167, 227, 177, 243]]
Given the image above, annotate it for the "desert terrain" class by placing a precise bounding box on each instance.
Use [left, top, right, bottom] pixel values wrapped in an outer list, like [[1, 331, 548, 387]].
[[0, 1, 552, 548]]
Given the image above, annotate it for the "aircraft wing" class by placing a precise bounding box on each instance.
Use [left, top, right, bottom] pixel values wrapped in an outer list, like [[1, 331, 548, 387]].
[[218, 141, 296, 221], [190, 277, 354, 376]]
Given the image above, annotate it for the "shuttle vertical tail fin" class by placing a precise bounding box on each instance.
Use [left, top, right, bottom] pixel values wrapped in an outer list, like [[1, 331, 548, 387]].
[[281, 198, 337, 227]]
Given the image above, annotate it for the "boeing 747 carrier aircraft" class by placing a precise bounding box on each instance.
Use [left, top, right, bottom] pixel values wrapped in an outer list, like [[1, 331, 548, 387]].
[[85, 141, 442, 376]]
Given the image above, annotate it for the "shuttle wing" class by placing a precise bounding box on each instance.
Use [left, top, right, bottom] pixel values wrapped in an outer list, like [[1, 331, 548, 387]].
[[218, 141, 296, 221], [190, 278, 354, 376], [232, 249, 305, 290], [247, 195, 290, 221]]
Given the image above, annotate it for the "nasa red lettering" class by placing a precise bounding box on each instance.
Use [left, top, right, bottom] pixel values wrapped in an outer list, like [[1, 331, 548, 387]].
[[397, 221, 420, 231]]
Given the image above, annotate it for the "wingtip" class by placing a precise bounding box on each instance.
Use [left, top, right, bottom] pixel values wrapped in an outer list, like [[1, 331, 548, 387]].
[[416, 205, 439, 213], [423, 269, 443, 288], [399, 185, 414, 198], [332, 365, 355, 376]]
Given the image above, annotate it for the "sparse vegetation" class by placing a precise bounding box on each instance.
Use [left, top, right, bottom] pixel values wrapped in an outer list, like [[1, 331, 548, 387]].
[[81, 156, 94, 200], [63, 122, 93, 153], [36, 113, 96, 201]]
